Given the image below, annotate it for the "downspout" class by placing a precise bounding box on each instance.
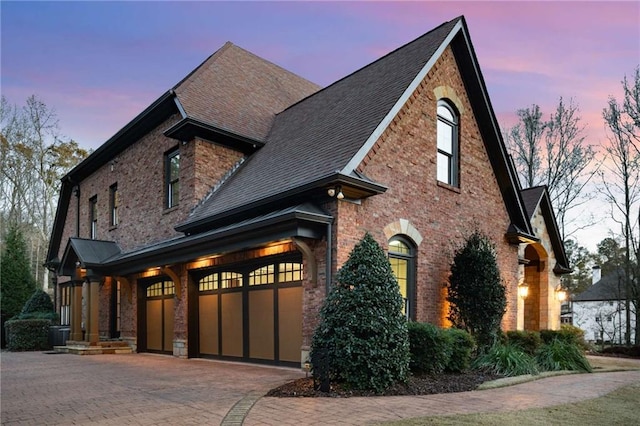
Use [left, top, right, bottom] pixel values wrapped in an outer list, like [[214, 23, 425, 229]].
[[326, 220, 333, 295], [74, 184, 80, 237]]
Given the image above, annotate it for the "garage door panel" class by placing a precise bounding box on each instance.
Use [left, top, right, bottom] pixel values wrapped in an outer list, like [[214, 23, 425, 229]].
[[146, 299, 163, 351], [249, 289, 274, 360], [199, 294, 219, 355], [163, 298, 174, 353], [221, 292, 243, 357], [278, 287, 303, 362]]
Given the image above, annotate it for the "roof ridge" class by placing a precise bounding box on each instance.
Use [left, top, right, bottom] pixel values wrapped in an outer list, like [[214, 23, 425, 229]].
[[274, 17, 463, 117], [172, 41, 234, 94]]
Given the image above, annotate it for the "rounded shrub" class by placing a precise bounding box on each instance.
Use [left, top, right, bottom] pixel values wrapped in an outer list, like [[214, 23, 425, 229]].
[[408, 322, 450, 374], [444, 327, 475, 372], [505, 330, 542, 356], [20, 290, 55, 316], [310, 233, 409, 393]]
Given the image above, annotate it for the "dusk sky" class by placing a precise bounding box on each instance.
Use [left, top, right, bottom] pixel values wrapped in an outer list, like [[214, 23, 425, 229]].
[[2, 1, 639, 251]]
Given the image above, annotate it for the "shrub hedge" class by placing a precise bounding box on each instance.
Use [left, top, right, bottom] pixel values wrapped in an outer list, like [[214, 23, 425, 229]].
[[5, 319, 51, 351], [408, 322, 475, 374], [408, 322, 450, 374], [600, 345, 640, 357], [540, 325, 589, 350], [505, 330, 542, 355], [443, 327, 475, 373]]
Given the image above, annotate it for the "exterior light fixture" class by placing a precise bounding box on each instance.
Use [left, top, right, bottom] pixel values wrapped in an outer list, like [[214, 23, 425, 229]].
[[555, 286, 567, 302], [518, 282, 529, 299], [327, 185, 344, 200]]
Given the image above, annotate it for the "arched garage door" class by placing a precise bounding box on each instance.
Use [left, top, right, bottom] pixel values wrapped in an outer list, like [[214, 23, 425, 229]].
[[143, 279, 175, 354], [196, 257, 303, 365]]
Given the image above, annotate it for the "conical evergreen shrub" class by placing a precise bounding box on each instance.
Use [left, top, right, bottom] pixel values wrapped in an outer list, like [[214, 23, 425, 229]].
[[447, 230, 506, 352], [310, 232, 410, 393], [1, 225, 38, 320]]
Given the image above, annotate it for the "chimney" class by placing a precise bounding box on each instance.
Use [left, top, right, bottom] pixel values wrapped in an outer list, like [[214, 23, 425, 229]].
[[592, 266, 601, 285]]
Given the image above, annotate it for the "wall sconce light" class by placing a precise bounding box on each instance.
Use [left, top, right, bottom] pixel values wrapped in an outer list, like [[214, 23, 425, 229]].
[[327, 185, 344, 200], [555, 286, 567, 302], [518, 282, 529, 299]]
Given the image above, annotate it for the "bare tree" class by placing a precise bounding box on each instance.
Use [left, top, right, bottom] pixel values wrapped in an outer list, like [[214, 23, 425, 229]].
[[601, 67, 640, 345], [0, 95, 89, 288], [505, 98, 599, 240], [507, 104, 545, 188]]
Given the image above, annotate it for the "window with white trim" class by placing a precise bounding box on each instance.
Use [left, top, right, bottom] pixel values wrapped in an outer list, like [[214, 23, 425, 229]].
[[437, 101, 459, 187]]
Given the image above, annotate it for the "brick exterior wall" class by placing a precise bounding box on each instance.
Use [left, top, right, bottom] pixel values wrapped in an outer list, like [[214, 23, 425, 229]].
[[56, 44, 532, 360], [56, 114, 247, 343], [332, 46, 520, 329], [56, 117, 245, 259]]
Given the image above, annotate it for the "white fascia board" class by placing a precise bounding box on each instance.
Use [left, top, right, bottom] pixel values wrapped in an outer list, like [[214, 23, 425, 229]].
[[340, 20, 464, 175]]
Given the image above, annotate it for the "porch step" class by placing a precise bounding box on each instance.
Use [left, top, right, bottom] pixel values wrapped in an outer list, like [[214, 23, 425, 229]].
[[54, 340, 132, 355]]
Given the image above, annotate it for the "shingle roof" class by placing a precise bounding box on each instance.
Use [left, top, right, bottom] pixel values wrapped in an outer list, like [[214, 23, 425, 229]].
[[573, 269, 629, 301], [521, 186, 545, 220], [181, 18, 461, 229], [519, 186, 571, 273], [174, 42, 321, 142]]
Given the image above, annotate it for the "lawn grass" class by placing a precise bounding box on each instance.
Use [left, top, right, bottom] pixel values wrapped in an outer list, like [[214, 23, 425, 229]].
[[379, 383, 640, 425]]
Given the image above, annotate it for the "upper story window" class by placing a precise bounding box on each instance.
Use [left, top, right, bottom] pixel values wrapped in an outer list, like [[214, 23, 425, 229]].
[[89, 195, 98, 239], [109, 183, 118, 227], [436, 101, 459, 187], [165, 148, 180, 209]]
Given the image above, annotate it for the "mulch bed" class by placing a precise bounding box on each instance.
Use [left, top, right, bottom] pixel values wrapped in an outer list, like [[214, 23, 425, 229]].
[[267, 371, 502, 398]]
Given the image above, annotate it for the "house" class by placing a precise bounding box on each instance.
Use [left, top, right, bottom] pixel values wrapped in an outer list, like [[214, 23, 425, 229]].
[[46, 16, 570, 366], [572, 267, 637, 344]]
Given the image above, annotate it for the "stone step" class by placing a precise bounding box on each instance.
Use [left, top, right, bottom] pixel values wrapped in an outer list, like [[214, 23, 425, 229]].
[[53, 343, 133, 355]]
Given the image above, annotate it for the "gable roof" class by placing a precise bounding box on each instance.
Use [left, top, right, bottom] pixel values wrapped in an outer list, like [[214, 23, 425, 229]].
[[171, 42, 321, 143], [47, 41, 319, 265], [178, 16, 535, 239], [521, 186, 546, 219], [520, 186, 571, 273], [48, 15, 539, 265], [59, 238, 121, 276], [573, 269, 628, 301]]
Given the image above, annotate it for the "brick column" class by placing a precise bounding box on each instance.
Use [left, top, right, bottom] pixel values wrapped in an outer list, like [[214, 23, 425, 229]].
[[70, 281, 83, 341], [86, 276, 101, 345]]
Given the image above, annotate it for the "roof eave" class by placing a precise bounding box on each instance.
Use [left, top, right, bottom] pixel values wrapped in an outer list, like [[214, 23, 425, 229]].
[[452, 19, 535, 237], [164, 116, 265, 154], [64, 91, 177, 182], [176, 172, 386, 234], [101, 207, 333, 276]]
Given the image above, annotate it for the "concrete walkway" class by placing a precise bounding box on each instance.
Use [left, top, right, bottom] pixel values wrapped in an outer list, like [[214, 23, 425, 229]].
[[1, 352, 639, 425]]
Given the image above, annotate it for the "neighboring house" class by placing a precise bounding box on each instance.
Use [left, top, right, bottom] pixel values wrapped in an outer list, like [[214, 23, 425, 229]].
[[46, 16, 569, 366], [572, 268, 637, 344]]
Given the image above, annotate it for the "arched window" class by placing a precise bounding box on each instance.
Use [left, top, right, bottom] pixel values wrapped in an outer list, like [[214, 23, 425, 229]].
[[437, 100, 459, 187], [389, 237, 416, 319]]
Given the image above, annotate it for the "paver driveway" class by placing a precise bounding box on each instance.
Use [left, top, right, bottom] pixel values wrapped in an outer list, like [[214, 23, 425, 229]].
[[2, 352, 639, 425], [0, 351, 303, 425]]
